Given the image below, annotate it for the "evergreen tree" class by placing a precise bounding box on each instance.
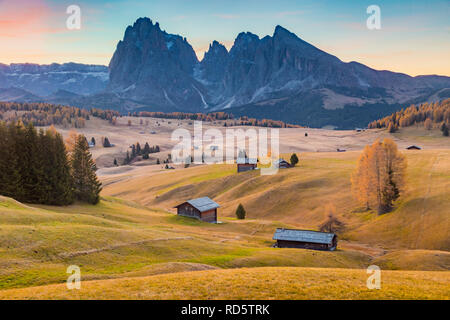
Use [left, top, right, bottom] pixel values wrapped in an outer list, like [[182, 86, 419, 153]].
[[71, 135, 102, 204], [136, 142, 141, 155], [103, 137, 111, 148], [123, 151, 131, 165], [47, 129, 74, 205], [91, 137, 96, 146], [143, 142, 151, 154], [290, 153, 299, 166], [235, 204, 246, 219], [114, 158, 118, 166], [441, 123, 449, 136]]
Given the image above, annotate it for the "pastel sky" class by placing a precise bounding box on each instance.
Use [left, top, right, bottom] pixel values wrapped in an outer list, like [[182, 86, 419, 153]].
[[1, 0, 449, 76]]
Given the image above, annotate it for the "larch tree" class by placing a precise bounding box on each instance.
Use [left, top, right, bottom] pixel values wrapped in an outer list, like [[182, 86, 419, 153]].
[[319, 204, 345, 234], [351, 139, 406, 214], [424, 118, 433, 130], [351, 145, 372, 210]]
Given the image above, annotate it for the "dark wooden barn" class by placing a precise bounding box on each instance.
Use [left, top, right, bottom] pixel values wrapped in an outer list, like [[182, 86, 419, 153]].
[[406, 145, 421, 150], [237, 158, 257, 173], [174, 197, 220, 223], [273, 228, 337, 251], [274, 159, 292, 169]]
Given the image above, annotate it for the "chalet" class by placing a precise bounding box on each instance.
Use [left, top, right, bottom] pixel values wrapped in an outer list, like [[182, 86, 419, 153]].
[[174, 197, 219, 223], [237, 158, 257, 173], [273, 228, 337, 251], [274, 158, 292, 169], [406, 145, 421, 150]]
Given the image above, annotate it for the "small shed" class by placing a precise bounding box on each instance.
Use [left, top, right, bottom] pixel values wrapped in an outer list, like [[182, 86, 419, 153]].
[[174, 197, 219, 223], [274, 159, 292, 169], [237, 158, 257, 173], [406, 145, 421, 150], [273, 228, 337, 251]]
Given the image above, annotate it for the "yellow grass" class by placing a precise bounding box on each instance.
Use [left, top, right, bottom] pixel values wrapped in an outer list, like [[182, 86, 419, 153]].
[[1, 120, 448, 299], [0, 267, 448, 300], [102, 149, 450, 250]]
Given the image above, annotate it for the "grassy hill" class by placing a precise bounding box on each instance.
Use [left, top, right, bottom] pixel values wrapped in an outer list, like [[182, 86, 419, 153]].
[[1, 267, 448, 300], [0, 124, 448, 299], [102, 149, 450, 250]]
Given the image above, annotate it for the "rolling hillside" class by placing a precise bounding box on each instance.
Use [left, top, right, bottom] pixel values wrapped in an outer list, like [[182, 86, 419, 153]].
[[1, 267, 448, 300], [102, 148, 450, 251]]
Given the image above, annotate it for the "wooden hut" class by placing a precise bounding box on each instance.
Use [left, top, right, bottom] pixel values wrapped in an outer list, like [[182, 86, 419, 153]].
[[273, 228, 337, 251], [237, 158, 257, 173], [274, 159, 292, 169], [174, 197, 219, 223]]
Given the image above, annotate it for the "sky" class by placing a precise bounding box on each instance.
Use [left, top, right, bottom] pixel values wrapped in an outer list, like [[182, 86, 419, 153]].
[[0, 0, 449, 76]]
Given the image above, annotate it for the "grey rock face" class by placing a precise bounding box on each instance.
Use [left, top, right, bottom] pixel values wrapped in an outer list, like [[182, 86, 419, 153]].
[[108, 17, 207, 111]]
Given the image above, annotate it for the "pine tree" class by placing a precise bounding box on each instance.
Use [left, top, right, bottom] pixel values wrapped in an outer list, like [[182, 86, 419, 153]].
[[71, 135, 102, 204], [47, 130, 74, 205], [103, 137, 111, 148], [136, 142, 141, 155], [235, 204, 246, 219], [290, 153, 299, 166], [441, 123, 449, 136]]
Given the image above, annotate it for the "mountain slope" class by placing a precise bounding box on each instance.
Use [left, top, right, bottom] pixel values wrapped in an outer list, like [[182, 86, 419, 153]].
[[0, 62, 108, 97], [2, 18, 450, 128], [106, 19, 450, 127], [108, 17, 207, 111]]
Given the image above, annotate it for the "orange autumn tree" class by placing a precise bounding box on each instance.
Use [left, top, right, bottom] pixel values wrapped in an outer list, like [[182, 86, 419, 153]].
[[351, 138, 406, 214]]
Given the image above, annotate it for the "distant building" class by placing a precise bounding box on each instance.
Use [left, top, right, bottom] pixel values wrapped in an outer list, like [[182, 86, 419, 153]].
[[174, 197, 219, 223], [337, 148, 346, 152], [406, 145, 421, 150], [273, 228, 337, 251], [88, 142, 95, 148], [237, 158, 257, 173], [274, 159, 292, 169]]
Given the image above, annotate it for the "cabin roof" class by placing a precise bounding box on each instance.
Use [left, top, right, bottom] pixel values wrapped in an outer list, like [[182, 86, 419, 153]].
[[237, 158, 257, 164], [273, 228, 335, 245], [175, 197, 220, 212], [274, 159, 289, 164], [406, 145, 421, 150]]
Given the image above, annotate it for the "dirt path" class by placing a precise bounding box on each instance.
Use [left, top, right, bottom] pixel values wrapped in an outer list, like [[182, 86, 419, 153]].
[[59, 237, 193, 259]]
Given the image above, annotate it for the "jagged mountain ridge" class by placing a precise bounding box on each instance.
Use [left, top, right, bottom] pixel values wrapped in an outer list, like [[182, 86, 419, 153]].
[[1, 17, 450, 128], [108, 18, 450, 117]]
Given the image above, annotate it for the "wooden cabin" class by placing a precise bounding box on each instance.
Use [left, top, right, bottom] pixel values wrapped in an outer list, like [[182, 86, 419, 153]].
[[174, 197, 219, 223], [237, 158, 257, 173], [406, 145, 421, 150], [274, 159, 292, 169], [273, 228, 337, 251]]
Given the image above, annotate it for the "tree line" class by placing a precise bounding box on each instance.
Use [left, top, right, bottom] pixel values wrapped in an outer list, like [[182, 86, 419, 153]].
[[123, 142, 161, 164], [130, 111, 302, 128], [368, 99, 450, 136], [0, 102, 120, 128], [0, 121, 102, 205]]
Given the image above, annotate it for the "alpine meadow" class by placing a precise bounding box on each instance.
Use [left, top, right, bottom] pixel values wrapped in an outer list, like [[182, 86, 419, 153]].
[[0, 0, 449, 305]]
